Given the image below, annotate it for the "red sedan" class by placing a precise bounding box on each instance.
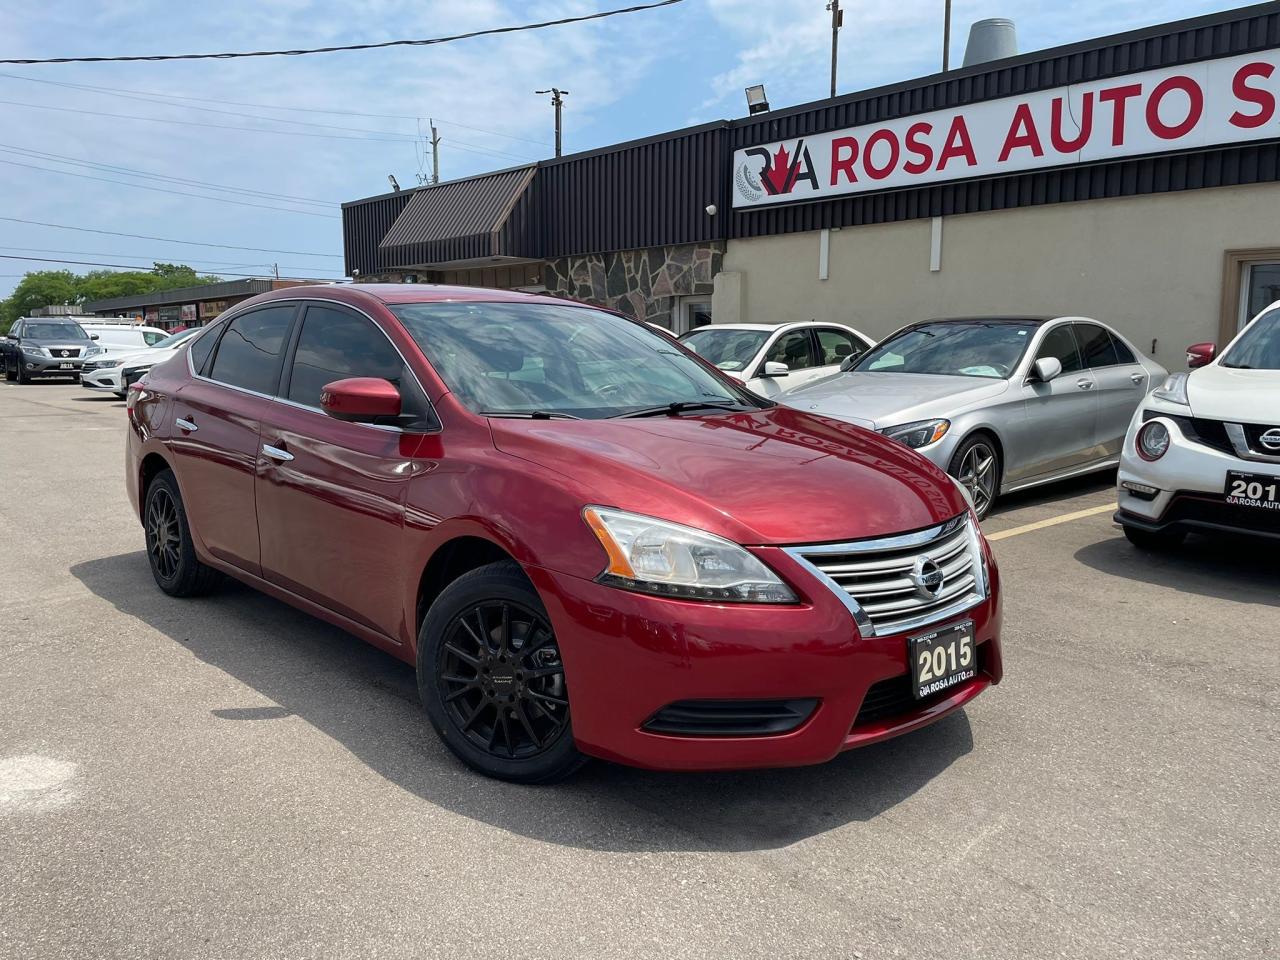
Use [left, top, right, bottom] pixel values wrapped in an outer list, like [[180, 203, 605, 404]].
[[126, 285, 1003, 782]]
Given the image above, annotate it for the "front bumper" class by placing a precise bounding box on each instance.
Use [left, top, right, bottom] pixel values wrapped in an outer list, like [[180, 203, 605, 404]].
[[20, 355, 84, 374], [527, 547, 1002, 771], [1116, 413, 1280, 539], [80, 365, 125, 392]]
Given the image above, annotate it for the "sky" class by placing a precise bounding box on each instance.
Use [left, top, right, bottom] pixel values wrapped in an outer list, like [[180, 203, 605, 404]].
[[0, 0, 1252, 300]]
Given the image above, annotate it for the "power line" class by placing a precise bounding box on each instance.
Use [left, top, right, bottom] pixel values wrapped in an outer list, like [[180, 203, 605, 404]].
[[0, 253, 344, 281], [0, 216, 343, 257], [0, 246, 339, 275], [0, 71, 555, 147], [0, 1, 683, 65], [0, 143, 336, 206], [0, 157, 341, 218]]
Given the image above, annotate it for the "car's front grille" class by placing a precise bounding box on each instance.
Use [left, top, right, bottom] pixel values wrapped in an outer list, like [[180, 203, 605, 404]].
[[1242, 423, 1280, 456], [48, 347, 81, 358], [642, 698, 818, 737], [1154, 412, 1280, 459], [853, 644, 987, 728], [785, 516, 986, 637]]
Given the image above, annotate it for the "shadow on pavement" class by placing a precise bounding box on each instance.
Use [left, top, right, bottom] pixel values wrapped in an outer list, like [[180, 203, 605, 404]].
[[71, 551, 974, 853], [1075, 531, 1279, 607], [987, 469, 1116, 519]]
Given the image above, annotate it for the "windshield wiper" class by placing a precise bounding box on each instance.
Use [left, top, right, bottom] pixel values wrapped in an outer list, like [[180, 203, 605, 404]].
[[479, 410, 581, 420], [617, 400, 746, 419]]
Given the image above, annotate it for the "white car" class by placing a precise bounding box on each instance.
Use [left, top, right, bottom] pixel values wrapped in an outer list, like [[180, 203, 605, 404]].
[[678, 321, 875, 397], [80, 328, 200, 397], [1116, 301, 1280, 548], [79, 322, 170, 351]]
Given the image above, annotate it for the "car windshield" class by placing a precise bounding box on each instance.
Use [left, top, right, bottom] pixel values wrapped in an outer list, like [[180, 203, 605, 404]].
[[1221, 307, 1280, 370], [152, 328, 198, 350], [852, 320, 1039, 379], [24, 322, 89, 340], [391, 302, 766, 419], [678, 328, 770, 372]]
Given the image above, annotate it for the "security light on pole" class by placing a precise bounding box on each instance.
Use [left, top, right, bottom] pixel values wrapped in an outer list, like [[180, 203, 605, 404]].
[[745, 84, 770, 115], [536, 88, 569, 157]]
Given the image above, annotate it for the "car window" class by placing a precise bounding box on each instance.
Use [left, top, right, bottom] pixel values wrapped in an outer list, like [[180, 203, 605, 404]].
[[1110, 332, 1136, 364], [23, 322, 90, 340], [857, 321, 1037, 378], [187, 322, 222, 374], [207, 306, 294, 394], [816, 328, 863, 365], [1035, 325, 1084, 374], [391, 301, 764, 420], [286, 305, 405, 407], [1221, 306, 1280, 370], [766, 331, 818, 371], [143, 331, 167, 346], [679, 328, 769, 372], [1074, 323, 1120, 368]]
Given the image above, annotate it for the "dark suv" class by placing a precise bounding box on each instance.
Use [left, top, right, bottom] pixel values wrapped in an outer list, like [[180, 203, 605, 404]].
[[2, 319, 99, 382]]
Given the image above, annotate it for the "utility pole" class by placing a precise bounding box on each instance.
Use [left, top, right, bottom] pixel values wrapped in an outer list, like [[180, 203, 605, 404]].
[[429, 118, 440, 184], [942, 0, 952, 71], [826, 1, 843, 99], [535, 88, 569, 157], [272, 262, 279, 280]]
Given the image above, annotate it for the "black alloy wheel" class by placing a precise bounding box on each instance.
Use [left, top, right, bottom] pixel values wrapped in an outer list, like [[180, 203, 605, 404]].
[[141, 469, 220, 597], [419, 560, 586, 783]]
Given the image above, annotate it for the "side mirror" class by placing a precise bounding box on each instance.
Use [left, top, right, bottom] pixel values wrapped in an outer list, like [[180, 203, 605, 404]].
[[1186, 342, 1216, 368], [321, 377, 402, 423], [1031, 356, 1063, 382], [762, 361, 790, 378], [90, 333, 100, 340], [839, 354, 860, 372]]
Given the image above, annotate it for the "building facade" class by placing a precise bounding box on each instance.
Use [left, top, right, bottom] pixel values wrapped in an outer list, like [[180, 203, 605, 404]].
[[342, 3, 1280, 365], [83, 278, 325, 331]]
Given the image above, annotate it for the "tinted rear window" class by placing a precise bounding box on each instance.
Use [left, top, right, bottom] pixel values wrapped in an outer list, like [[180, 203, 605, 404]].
[[208, 307, 294, 393]]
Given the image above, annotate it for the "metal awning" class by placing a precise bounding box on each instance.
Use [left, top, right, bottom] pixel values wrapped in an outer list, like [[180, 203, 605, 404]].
[[377, 165, 536, 268]]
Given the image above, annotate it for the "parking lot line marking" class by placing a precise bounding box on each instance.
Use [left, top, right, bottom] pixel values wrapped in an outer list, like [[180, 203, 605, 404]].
[[986, 503, 1115, 542]]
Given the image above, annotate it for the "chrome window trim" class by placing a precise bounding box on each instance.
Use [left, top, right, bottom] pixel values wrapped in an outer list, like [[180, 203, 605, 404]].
[[1225, 422, 1280, 464], [783, 514, 986, 638], [186, 297, 438, 435]]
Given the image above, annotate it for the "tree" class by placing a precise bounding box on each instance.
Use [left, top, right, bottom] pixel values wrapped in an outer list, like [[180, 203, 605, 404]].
[[0, 271, 80, 332], [0, 262, 224, 333]]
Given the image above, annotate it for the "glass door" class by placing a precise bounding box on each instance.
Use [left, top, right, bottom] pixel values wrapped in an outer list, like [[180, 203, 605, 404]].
[[676, 296, 712, 335]]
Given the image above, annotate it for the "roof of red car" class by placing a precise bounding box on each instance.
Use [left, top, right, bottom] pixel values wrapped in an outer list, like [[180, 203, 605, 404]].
[[348, 283, 575, 308]]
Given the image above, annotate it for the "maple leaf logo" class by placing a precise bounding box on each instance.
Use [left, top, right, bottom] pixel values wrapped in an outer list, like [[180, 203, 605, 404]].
[[762, 143, 794, 194]]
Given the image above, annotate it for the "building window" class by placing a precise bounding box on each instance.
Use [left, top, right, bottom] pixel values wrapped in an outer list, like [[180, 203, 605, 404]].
[[1220, 249, 1280, 343]]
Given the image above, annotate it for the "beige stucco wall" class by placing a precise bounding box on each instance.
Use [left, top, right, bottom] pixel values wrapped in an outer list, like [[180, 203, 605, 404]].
[[718, 182, 1279, 369]]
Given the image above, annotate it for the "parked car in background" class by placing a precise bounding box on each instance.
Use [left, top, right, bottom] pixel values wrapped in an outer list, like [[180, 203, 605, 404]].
[[678, 321, 874, 397], [81, 327, 201, 397], [127, 285, 1002, 783], [1116, 302, 1280, 547], [79, 322, 169, 352], [782, 316, 1166, 519], [2, 318, 103, 382]]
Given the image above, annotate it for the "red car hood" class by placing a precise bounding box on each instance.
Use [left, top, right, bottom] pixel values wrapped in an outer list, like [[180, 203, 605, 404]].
[[489, 406, 967, 546]]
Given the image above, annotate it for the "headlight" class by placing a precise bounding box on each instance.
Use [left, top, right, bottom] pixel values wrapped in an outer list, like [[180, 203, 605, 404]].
[[582, 506, 797, 603], [21, 344, 49, 357], [96, 359, 125, 369], [1152, 373, 1189, 405], [878, 418, 950, 449], [83, 346, 103, 358], [1136, 420, 1171, 461]]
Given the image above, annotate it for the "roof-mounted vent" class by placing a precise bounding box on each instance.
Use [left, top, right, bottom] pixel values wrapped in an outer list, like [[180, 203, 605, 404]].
[[962, 18, 1017, 67]]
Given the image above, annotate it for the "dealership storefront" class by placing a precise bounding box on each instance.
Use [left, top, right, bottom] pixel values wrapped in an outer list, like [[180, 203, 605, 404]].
[[342, 3, 1280, 364], [83, 278, 324, 331]]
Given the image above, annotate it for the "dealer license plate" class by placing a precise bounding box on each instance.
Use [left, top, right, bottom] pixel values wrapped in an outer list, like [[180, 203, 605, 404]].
[[58, 362, 75, 370], [909, 620, 976, 700], [1225, 471, 1280, 510]]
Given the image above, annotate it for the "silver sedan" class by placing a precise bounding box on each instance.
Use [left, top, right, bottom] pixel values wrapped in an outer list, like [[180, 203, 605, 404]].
[[780, 316, 1167, 518]]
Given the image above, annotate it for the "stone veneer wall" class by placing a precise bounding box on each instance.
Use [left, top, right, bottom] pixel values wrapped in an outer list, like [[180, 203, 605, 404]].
[[542, 242, 722, 328]]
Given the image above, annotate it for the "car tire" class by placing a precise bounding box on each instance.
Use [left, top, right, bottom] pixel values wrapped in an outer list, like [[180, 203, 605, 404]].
[[1122, 524, 1186, 551], [417, 560, 587, 784], [143, 469, 220, 597], [3, 356, 14, 382], [948, 433, 1001, 520], [14, 360, 27, 384]]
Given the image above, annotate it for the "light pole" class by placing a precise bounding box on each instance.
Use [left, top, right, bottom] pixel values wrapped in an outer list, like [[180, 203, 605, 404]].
[[826, 0, 843, 99], [535, 87, 569, 158], [942, 0, 952, 71]]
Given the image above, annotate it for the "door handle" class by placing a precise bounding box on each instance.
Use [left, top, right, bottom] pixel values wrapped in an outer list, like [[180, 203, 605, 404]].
[[175, 417, 197, 432], [1075, 379, 1094, 390], [1130, 373, 1145, 384], [262, 443, 294, 463]]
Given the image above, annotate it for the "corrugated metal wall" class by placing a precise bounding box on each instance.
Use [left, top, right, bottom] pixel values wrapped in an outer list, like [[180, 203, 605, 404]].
[[342, 3, 1280, 271], [729, 2, 1280, 238]]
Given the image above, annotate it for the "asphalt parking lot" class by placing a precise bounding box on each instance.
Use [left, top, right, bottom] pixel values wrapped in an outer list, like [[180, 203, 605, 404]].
[[1, 381, 1276, 960]]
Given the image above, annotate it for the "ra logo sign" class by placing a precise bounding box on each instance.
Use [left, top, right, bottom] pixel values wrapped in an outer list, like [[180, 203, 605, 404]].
[[736, 139, 819, 202]]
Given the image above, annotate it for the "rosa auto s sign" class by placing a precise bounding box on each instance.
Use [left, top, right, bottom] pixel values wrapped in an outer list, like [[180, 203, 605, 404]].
[[732, 49, 1280, 208]]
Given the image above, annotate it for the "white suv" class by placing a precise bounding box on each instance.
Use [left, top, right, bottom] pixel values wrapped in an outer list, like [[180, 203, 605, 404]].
[[678, 321, 874, 397], [80, 327, 200, 397], [1116, 301, 1280, 547]]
